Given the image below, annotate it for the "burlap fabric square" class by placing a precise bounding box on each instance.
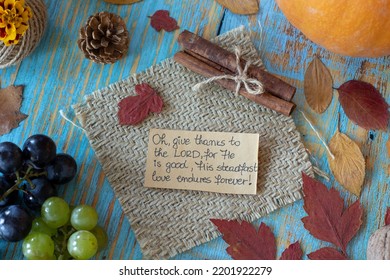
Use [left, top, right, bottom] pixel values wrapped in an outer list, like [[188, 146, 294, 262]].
[[73, 26, 313, 259]]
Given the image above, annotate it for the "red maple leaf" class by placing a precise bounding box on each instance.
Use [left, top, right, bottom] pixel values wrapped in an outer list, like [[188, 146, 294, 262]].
[[308, 247, 348, 260], [118, 83, 163, 125], [279, 241, 303, 260], [211, 220, 276, 260], [385, 207, 390, 226], [338, 80, 389, 130], [211, 219, 302, 260], [302, 173, 364, 257], [149, 10, 179, 32]]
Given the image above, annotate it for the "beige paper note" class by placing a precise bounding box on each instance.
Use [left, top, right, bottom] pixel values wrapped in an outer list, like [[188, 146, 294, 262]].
[[144, 128, 259, 195]]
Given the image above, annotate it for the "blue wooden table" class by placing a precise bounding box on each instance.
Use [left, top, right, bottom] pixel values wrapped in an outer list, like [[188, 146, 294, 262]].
[[0, 0, 389, 260]]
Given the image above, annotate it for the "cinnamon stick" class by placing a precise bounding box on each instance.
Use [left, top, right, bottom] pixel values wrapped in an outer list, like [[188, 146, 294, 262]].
[[174, 51, 295, 116], [178, 30, 296, 102]]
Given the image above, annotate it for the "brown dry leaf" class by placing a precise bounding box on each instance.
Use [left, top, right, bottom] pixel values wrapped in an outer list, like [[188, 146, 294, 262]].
[[215, 0, 259, 15], [328, 132, 365, 196], [0, 85, 28, 136], [304, 56, 333, 114], [103, 0, 142, 4]]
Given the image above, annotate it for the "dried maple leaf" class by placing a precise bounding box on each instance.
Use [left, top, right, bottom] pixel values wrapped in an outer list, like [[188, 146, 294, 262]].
[[328, 131, 365, 196], [211, 220, 276, 260], [385, 208, 390, 226], [308, 247, 348, 260], [304, 56, 333, 114], [0, 85, 28, 136], [279, 241, 303, 260], [118, 83, 164, 125], [302, 173, 364, 255], [337, 80, 389, 130], [211, 219, 302, 260], [149, 10, 179, 32]]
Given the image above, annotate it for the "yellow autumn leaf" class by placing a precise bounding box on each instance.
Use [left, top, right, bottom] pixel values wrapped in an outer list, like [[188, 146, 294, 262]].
[[103, 0, 142, 4], [328, 131, 365, 196], [215, 0, 259, 15]]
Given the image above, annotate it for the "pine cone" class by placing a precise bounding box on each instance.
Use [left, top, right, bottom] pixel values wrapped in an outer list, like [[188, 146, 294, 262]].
[[78, 12, 129, 64]]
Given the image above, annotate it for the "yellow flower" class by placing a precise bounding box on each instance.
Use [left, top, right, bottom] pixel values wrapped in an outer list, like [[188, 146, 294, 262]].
[[0, 0, 32, 46]]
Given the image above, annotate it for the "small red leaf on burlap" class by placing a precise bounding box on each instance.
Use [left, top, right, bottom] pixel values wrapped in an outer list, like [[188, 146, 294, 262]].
[[149, 10, 179, 32], [308, 247, 348, 260], [118, 83, 163, 125], [385, 208, 390, 226], [211, 220, 276, 260], [0, 85, 28, 136], [279, 241, 303, 260], [337, 80, 389, 130], [301, 173, 364, 254]]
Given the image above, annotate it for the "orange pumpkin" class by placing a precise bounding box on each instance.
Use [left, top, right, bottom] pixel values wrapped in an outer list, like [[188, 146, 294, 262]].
[[275, 0, 390, 57]]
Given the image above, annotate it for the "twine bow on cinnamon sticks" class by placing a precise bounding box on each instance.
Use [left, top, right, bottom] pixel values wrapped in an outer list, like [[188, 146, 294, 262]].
[[174, 30, 296, 116]]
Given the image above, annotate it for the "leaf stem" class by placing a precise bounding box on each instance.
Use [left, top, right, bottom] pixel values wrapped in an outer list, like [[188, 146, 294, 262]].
[[299, 110, 335, 160]]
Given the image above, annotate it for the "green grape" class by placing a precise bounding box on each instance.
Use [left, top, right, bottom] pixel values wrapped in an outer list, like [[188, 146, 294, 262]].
[[22, 232, 55, 260], [70, 205, 98, 231], [30, 217, 57, 236], [67, 230, 98, 260], [41, 197, 70, 229], [90, 226, 108, 251]]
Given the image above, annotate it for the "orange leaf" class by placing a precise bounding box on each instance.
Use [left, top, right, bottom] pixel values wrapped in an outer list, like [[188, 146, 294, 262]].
[[215, 0, 259, 15], [304, 56, 333, 114]]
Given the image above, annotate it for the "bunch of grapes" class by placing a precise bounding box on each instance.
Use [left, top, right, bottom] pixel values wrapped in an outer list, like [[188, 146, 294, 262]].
[[23, 197, 107, 260], [0, 135, 77, 242]]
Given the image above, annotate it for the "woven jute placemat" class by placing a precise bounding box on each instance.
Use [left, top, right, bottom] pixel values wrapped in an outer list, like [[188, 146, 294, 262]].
[[73, 27, 313, 259]]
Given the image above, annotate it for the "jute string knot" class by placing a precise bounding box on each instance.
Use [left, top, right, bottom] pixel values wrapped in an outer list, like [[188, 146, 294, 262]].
[[0, 0, 47, 69], [192, 47, 265, 95]]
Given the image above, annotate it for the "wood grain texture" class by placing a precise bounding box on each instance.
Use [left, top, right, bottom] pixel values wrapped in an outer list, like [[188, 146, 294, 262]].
[[0, 0, 389, 260]]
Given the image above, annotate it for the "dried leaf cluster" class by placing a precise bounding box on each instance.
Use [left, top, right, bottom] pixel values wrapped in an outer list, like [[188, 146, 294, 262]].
[[304, 57, 389, 131], [303, 56, 390, 196], [211, 173, 364, 260]]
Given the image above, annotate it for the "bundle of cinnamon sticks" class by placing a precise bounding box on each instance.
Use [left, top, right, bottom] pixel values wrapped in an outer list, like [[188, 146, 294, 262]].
[[174, 30, 296, 116]]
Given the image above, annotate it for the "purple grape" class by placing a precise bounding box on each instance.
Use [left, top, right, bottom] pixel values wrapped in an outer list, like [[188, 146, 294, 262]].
[[0, 205, 32, 242], [23, 177, 57, 211], [23, 135, 56, 169], [0, 142, 23, 174], [45, 154, 77, 184]]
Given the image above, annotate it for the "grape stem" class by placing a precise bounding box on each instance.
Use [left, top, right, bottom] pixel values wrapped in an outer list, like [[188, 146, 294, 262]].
[[0, 166, 48, 201]]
